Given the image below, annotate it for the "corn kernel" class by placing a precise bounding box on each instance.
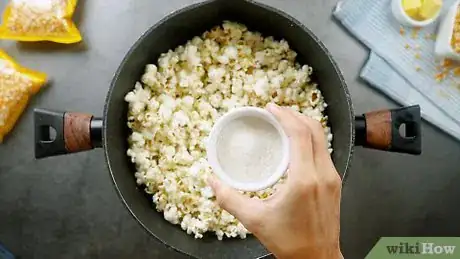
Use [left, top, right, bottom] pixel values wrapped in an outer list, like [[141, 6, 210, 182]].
[[451, 6, 460, 53], [0, 0, 81, 43], [0, 49, 46, 142]]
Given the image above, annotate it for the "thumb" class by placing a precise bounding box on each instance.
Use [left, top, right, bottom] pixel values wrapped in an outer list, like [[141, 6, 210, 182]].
[[208, 175, 263, 226]]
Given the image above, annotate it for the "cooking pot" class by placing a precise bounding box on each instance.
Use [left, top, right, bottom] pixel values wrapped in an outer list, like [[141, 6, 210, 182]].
[[33, 0, 422, 258]]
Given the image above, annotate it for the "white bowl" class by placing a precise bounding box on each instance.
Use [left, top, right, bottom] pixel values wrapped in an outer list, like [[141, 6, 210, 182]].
[[435, 0, 460, 61], [206, 107, 290, 192], [391, 0, 442, 27]]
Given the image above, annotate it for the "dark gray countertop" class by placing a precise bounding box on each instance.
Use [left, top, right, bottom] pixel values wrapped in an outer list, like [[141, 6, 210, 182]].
[[1, 0, 460, 258]]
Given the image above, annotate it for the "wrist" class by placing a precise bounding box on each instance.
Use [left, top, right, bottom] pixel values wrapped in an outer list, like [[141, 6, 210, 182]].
[[304, 248, 343, 259]]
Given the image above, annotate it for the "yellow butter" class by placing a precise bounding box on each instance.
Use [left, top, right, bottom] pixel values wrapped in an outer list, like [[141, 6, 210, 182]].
[[403, 0, 422, 19], [419, 0, 443, 20]]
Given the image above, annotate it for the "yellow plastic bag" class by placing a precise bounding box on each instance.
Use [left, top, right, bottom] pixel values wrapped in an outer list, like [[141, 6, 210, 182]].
[[0, 49, 47, 143], [0, 0, 81, 44]]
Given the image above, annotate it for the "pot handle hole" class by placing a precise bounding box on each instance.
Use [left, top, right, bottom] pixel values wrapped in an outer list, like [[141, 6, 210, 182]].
[[355, 105, 421, 155], [34, 108, 103, 159]]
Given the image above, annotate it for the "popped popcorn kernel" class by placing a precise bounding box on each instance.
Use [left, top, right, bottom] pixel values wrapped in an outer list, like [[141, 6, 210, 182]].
[[125, 21, 332, 240]]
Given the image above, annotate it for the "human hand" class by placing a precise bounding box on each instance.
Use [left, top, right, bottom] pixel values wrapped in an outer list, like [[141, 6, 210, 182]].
[[208, 103, 343, 259]]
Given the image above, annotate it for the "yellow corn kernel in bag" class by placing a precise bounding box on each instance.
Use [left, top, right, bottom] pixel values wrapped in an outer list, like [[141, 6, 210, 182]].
[[0, 49, 47, 143], [0, 0, 81, 44]]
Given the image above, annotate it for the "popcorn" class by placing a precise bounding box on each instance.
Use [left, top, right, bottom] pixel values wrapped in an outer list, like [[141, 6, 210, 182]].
[[181, 96, 194, 108], [125, 21, 332, 240], [209, 93, 223, 108], [223, 46, 238, 60], [253, 76, 269, 98], [142, 72, 158, 87], [172, 110, 190, 127], [208, 66, 226, 83], [164, 204, 180, 225], [0, 0, 82, 43], [200, 186, 214, 199], [184, 45, 201, 67], [158, 104, 173, 121]]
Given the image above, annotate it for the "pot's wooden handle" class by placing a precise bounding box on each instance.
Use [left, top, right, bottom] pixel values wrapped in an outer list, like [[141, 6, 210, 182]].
[[64, 112, 93, 153], [34, 109, 103, 159], [365, 110, 392, 150], [355, 105, 422, 155]]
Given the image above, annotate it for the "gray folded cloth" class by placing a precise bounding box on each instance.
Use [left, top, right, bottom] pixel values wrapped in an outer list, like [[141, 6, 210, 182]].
[[334, 0, 460, 141]]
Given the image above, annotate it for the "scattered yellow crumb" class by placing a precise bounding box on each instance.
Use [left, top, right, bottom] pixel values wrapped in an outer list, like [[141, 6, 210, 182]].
[[435, 72, 447, 82], [415, 66, 422, 71], [411, 27, 421, 39], [415, 53, 421, 59], [405, 43, 411, 49], [453, 67, 460, 76], [442, 59, 454, 68], [400, 27, 406, 35]]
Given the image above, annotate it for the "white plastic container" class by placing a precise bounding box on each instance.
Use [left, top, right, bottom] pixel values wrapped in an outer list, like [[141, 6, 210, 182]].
[[391, 0, 442, 27], [206, 107, 290, 192], [434, 0, 460, 61]]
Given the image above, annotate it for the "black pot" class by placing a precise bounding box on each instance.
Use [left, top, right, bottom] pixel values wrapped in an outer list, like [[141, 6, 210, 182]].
[[33, 0, 422, 258]]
